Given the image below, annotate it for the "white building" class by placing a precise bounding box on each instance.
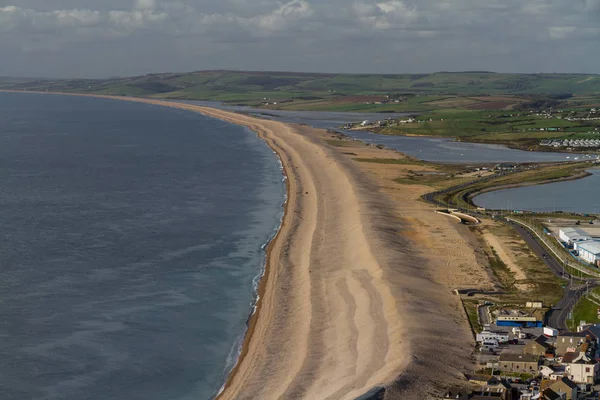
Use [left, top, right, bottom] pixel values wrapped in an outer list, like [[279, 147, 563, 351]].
[[562, 351, 600, 384], [574, 241, 600, 264], [476, 329, 509, 343], [559, 228, 592, 245]]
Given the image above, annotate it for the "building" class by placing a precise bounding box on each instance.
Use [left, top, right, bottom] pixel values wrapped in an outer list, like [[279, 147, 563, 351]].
[[523, 335, 553, 356], [477, 330, 510, 344], [540, 377, 579, 400], [574, 241, 600, 264], [526, 301, 543, 308], [555, 333, 592, 357], [469, 374, 500, 386], [562, 351, 600, 384], [540, 388, 566, 400], [496, 316, 542, 328], [499, 353, 540, 373], [540, 365, 566, 380], [559, 228, 592, 246], [471, 382, 514, 400]]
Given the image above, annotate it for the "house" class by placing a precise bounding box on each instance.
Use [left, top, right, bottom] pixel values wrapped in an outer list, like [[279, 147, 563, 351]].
[[541, 377, 579, 400], [555, 333, 592, 356], [540, 365, 566, 380], [558, 228, 592, 246], [524, 335, 553, 356], [436, 388, 470, 399], [562, 351, 599, 384], [540, 388, 566, 400], [574, 241, 600, 264], [469, 374, 500, 386], [471, 382, 513, 400], [499, 353, 540, 373]]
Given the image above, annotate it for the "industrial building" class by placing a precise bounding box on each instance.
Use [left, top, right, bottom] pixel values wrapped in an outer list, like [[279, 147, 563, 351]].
[[496, 316, 543, 328], [559, 227, 592, 245], [574, 241, 600, 265]]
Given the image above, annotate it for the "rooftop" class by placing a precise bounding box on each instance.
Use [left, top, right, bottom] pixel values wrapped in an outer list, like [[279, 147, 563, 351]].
[[577, 240, 600, 255], [499, 353, 539, 362], [561, 227, 592, 237]]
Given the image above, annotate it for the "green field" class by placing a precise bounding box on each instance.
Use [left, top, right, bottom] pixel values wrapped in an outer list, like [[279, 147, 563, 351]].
[[2, 70, 600, 113], [568, 287, 600, 330]]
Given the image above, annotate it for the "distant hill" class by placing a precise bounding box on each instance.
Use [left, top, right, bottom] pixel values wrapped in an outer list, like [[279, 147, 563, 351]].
[[3, 70, 600, 111]]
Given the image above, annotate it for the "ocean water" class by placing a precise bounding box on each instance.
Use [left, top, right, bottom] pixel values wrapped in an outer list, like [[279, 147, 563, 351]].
[[473, 169, 600, 214], [0, 92, 285, 400]]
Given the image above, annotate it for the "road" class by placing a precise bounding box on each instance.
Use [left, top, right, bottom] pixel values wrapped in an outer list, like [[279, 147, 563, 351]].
[[547, 285, 591, 331], [478, 305, 491, 326], [507, 221, 573, 280], [422, 179, 597, 332], [508, 220, 598, 331]]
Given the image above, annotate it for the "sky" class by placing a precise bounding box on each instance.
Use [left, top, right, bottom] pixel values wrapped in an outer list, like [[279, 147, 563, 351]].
[[0, 0, 599, 78]]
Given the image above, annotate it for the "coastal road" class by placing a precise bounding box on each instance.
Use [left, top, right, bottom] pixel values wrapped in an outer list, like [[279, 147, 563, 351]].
[[507, 221, 572, 280], [546, 284, 593, 331], [507, 219, 600, 331]]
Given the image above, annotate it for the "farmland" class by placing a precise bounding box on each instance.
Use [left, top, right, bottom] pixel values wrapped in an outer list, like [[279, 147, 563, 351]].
[[2, 70, 600, 113]]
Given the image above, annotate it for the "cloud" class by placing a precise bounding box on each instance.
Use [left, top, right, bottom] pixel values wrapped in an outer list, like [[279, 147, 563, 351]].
[[253, 0, 313, 31], [0, 0, 599, 77], [548, 26, 577, 40], [0, 0, 313, 42]]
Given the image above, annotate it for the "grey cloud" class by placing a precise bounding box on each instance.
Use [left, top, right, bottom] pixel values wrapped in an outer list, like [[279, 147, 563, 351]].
[[0, 0, 598, 78]]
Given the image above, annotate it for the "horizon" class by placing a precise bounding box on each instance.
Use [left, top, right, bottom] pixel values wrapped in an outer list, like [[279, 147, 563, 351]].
[[3, 69, 600, 82]]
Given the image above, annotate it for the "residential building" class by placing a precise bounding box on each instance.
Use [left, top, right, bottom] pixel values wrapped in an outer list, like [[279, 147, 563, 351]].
[[471, 382, 514, 400], [469, 374, 500, 386], [540, 388, 566, 400], [540, 365, 566, 380], [524, 335, 553, 356], [541, 377, 578, 400], [574, 241, 600, 264], [499, 353, 540, 373], [562, 351, 600, 384], [555, 333, 591, 356], [559, 228, 592, 245]]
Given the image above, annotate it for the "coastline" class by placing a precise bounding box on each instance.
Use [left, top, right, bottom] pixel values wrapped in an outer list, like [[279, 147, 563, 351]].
[[2, 90, 480, 399]]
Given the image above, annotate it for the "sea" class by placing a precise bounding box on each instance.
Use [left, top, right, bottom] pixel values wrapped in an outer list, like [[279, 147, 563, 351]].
[[0, 92, 286, 400]]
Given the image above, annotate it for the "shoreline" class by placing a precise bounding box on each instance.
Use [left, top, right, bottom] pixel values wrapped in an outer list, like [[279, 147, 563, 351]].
[[356, 127, 600, 156], [0, 91, 410, 397], [2, 90, 482, 398], [1, 90, 294, 397]]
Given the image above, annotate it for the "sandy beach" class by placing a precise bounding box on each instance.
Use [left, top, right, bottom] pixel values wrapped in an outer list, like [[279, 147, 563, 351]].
[[3, 92, 488, 398]]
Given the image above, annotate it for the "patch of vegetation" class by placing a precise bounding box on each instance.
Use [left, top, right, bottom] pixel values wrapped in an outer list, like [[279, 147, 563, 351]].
[[568, 287, 600, 330], [353, 157, 425, 165], [4, 71, 600, 113], [487, 248, 515, 291], [463, 299, 483, 334]]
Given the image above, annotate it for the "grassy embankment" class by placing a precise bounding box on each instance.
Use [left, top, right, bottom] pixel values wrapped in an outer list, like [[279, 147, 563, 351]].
[[434, 162, 591, 210], [568, 287, 600, 330]]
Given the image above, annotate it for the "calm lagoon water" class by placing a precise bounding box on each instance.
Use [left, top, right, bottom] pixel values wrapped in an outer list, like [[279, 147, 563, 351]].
[[179, 101, 589, 164], [473, 169, 600, 214], [0, 92, 285, 400]]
